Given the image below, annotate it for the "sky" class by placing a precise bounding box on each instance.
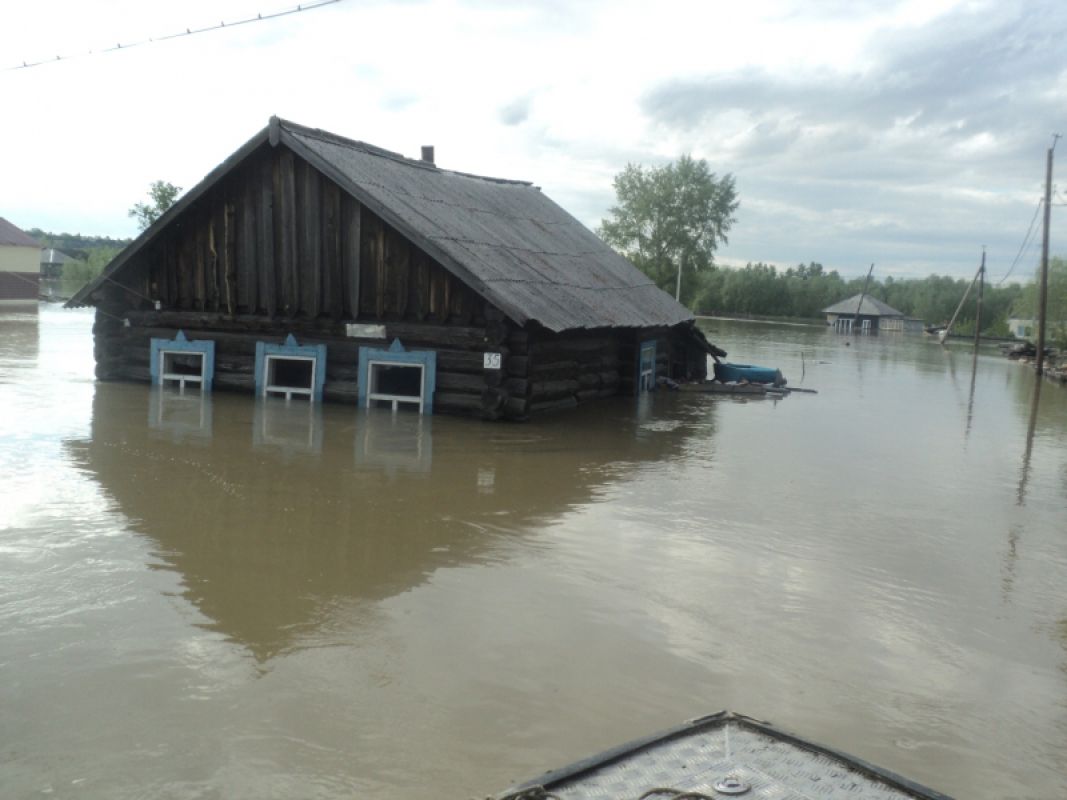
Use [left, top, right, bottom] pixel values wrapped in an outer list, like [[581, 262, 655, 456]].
[[1, 0, 1065, 281]]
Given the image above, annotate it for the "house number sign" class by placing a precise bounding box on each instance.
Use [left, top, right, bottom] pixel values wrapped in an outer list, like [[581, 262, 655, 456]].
[[483, 352, 502, 370]]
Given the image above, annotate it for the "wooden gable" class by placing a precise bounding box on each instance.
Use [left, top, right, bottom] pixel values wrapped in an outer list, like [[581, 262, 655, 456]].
[[126, 145, 483, 326]]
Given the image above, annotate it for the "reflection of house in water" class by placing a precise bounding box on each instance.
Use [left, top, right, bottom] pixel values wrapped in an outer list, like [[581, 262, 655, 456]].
[[354, 408, 433, 473], [148, 387, 213, 443], [67, 384, 713, 661], [252, 397, 324, 456], [0, 310, 40, 367]]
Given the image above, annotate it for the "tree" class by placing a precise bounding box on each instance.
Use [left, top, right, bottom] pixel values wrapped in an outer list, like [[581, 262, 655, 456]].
[[62, 246, 123, 292], [598, 155, 738, 306], [128, 180, 182, 231], [1011, 256, 1067, 348]]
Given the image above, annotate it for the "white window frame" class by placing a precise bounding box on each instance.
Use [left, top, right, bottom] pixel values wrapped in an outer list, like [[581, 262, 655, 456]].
[[366, 360, 426, 412], [263, 354, 317, 402], [159, 349, 206, 394]]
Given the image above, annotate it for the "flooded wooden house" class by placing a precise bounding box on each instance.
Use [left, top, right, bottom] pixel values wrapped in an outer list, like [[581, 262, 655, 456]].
[[822, 294, 920, 333], [68, 117, 722, 419]]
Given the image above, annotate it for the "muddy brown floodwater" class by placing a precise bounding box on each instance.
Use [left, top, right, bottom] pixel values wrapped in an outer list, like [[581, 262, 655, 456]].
[[2, 306, 1066, 799]]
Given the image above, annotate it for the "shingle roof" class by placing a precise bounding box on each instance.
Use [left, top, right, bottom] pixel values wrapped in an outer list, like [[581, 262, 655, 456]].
[[70, 118, 694, 333], [822, 293, 904, 317], [41, 248, 77, 265], [0, 217, 41, 248], [281, 120, 691, 331]]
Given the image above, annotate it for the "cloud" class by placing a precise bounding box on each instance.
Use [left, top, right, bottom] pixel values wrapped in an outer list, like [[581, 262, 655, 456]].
[[643, 3, 1065, 163], [499, 95, 533, 126], [629, 2, 1067, 276], [2, 0, 1064, 277]]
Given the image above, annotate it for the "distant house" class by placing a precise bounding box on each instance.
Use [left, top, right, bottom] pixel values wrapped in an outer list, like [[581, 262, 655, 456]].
[[40, 248, 78, 279], [1008, 317, 1067, 340], [1007, 318, 1035, 339], [822, 294, 921, 333], [68, 117, 723, 420], [0, 217, 42, 305]]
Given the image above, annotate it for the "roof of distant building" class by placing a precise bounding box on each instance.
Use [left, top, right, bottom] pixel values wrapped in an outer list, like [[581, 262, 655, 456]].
[[41, 248, 78, 265], [0, 217, 41, 248], [822, 293, 905, 317]]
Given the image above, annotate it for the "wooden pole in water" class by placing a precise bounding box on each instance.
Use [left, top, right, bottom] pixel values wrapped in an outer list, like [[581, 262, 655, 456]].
[[973, 248, 985, 351], [852, 263, 874, 334], [939, 264, 981, 344], [1035, 136, 1058, 376]]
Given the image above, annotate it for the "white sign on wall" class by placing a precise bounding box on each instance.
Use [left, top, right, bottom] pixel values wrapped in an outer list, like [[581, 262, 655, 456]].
[[483, 352, 502, 370], [346, 323, 387, 339]]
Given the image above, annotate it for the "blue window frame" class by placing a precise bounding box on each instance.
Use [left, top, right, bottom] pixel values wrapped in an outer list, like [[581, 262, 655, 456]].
[[254, 334, 327, 402], [150, 330, 215, 393], [358, 339, 437, 414]]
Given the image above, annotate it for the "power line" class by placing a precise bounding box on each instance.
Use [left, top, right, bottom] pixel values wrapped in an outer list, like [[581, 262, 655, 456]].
[[6, 0, 342, 72], [995, 197, 1043, 286]]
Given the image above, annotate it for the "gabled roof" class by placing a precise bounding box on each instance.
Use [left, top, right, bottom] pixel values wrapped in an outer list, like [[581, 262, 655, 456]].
[[69, 117, 694, 333], [0, 217, 41, 248], [41, 248, 77, 265], [822, 293, 905, 317]]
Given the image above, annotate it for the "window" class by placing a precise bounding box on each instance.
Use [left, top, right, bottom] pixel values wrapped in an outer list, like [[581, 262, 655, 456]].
[[357, 339, 436, 414], [367, 361, 425, 411], [150, 331, 215, 392], [263, 355, 316, 401], [254, 335, 327, 402], [159, 350, 206, 392]]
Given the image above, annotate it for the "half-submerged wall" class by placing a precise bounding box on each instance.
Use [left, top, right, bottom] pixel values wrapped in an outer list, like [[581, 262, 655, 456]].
[[93, 308, 515, 418], [511, 326, 709, 414]]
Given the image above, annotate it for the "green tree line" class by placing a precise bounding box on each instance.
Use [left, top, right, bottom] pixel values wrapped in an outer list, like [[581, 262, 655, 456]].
[[596, 155, 1044, 337], [30, 229, 131, 263], [688, 261, 1024, 336], [32, 230, 129, 296], [33, 181, 178, 295]]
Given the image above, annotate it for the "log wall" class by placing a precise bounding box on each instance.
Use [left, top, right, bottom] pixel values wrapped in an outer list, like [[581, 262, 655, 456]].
[[93, 307, 708, 421], [502, 325, 709, 416], [93, 309, 513, 417]]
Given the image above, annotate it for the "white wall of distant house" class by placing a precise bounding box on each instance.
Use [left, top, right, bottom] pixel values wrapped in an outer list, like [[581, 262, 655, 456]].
[[0, 245, 40, 274]]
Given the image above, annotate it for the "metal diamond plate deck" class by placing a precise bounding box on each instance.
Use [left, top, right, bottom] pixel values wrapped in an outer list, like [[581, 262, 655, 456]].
[[538, 721, 936, 800]]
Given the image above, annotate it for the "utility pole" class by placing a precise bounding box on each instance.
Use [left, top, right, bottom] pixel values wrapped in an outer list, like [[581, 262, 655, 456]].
[[1036, 134, 1059, 376], [852, 263, 875, 334], [939, 264, 981, 344], [973, 248, 985, 351]]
